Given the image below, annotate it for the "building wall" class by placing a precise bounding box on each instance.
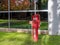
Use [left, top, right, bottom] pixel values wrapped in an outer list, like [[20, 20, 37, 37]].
[[48, 0, 60, 35]]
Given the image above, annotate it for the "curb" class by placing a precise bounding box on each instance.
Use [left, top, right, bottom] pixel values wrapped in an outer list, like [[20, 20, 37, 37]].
[[0, 28, 48, 34]]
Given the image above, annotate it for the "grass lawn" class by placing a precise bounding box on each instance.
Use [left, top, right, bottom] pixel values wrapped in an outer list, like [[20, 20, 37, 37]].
[[0, 20, 48, 30], [0, 32, 60, 45]]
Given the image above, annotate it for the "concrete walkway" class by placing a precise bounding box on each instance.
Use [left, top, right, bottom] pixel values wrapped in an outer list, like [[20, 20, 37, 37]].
[[0, 28, 48, 34]]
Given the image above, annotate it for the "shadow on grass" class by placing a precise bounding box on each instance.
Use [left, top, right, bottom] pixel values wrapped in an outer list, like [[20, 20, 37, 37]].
[[0, 32, 50, 45], [21, 34, 50, 45], [0, 32, 60, 45], [20, 33, 32, 45], [48, 35, 60, 45]]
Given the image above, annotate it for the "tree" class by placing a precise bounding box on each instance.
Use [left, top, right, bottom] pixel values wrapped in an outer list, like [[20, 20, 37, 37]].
[[10, 0, 30, 10], [37, 0, 48, 10], [0, 0, 8, 11]]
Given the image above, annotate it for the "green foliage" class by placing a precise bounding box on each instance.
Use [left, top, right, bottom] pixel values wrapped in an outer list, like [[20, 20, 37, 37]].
[[0, 20, 48, 30], [38, 0, 48, 9], [0, 0, 8, 11], [10, 0, 30, 10], [40, 22, 48, 30]]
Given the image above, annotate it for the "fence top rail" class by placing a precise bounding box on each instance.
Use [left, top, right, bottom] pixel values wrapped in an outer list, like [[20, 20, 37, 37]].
[[0, 10, 48, 13]]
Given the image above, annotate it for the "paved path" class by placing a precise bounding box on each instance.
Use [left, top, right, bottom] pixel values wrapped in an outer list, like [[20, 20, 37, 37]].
[[0, 28, 48, 34]]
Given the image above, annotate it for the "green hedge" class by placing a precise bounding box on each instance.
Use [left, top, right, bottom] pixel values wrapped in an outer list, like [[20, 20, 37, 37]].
[[0, 20, 48, 30]]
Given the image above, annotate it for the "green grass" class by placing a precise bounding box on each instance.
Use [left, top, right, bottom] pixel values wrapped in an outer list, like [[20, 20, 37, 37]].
[[40, 22, 48, 30], [0, 32, 60, 45], [0, 20, 48, 30]]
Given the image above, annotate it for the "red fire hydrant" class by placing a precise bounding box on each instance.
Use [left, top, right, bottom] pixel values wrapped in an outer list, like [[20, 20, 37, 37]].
[[32, 14, 40, 42]]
